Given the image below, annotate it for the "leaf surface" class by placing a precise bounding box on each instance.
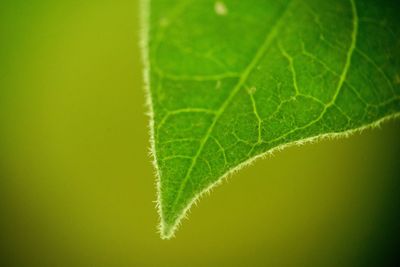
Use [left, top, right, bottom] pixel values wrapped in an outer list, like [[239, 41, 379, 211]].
[[141, 0, 400, 238]]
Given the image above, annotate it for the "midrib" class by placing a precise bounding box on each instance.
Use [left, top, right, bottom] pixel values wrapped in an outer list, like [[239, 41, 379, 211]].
[[168, 0, 296, 215]]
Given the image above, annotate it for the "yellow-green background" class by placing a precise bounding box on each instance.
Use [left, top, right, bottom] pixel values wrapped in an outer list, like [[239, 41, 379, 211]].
[[1, 1, 399, 266]]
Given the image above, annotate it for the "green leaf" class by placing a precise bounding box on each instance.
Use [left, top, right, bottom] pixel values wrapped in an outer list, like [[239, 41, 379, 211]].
[[140, 0, 400, 239]]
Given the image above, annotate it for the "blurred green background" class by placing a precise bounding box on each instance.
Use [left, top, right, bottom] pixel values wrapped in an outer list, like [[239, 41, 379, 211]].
[[1, 1, 399, 266]]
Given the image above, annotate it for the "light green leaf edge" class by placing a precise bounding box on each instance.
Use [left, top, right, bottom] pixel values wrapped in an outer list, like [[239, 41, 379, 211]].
[[140, 0, 400, 239]]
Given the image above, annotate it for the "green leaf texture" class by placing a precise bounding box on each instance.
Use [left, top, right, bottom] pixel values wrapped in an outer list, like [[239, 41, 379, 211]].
[[141, 0, 400, 238]]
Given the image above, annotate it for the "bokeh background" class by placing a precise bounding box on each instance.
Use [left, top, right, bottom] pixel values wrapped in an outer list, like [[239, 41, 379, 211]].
[[1, 1, 399, 266]]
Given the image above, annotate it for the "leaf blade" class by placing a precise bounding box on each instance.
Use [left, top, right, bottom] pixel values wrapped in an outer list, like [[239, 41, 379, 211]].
[[141, 0, 400, 238]]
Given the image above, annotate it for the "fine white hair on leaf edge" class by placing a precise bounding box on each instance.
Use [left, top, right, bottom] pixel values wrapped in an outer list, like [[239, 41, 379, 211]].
[[139, 0, 165, 238], [158, 112, 400, 239]]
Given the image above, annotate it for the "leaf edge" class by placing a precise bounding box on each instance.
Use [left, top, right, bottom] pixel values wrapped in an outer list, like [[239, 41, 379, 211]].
[[157, 113, 400, 239]]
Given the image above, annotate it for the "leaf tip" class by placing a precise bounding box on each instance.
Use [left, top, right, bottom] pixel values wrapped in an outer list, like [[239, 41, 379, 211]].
[[158, 208, 183, 239], [159, 222, 176, 240]]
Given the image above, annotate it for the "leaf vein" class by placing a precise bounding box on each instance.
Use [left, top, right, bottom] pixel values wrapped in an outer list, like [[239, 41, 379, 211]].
[[168, 0, 296, 212]]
